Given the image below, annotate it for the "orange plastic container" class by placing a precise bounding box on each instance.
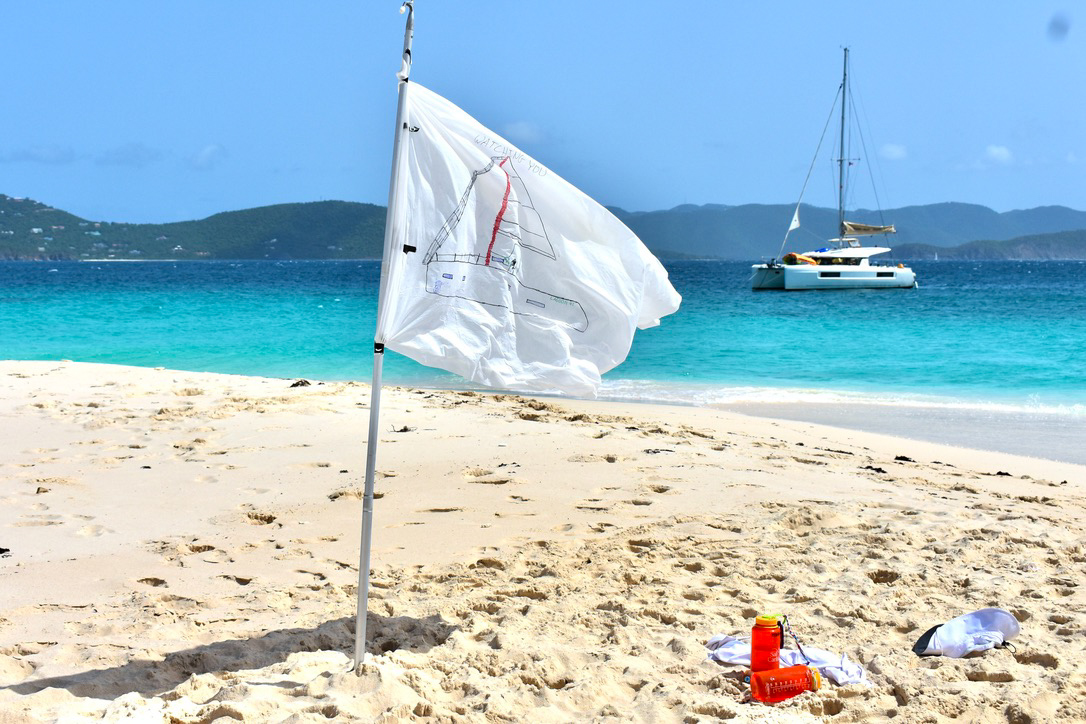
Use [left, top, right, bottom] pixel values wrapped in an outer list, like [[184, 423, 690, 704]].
[[750, 665, 821, 703], [750, 614, 783, 672]]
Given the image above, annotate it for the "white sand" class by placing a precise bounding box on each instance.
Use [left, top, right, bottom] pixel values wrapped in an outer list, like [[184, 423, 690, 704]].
[[1, 361, 1083, 722]]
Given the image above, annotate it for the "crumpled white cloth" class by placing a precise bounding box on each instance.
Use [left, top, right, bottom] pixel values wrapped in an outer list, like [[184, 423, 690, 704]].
[[915, 608, 1020, 658], [705, 634, 868, 686]]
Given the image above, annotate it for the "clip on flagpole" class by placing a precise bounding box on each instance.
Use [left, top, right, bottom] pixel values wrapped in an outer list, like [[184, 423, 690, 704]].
[[352, 0, 414, 673]]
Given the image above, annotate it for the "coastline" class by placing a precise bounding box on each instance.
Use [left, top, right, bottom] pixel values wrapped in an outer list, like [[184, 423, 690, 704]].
[[2, 360, 1083, 721], [718, 400, 1086, 466]]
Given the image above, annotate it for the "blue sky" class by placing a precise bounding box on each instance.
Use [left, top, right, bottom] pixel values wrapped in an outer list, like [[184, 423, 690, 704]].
[[2, 2, 1082, 223]]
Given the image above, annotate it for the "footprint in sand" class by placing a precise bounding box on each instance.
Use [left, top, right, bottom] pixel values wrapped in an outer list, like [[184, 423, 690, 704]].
[[568, 454, 622, 463], [0, 654, 35, 679], [12, 515, 63, 527], [867, 569, 900, 585], [218, 574, 253, 586], [76, 524, 114, 537], [328, 487, 385, 501], [200, 548, 234, 564], [462, 467, 512, 485], [31, 476, 77, 487], [246, 511, 278, 525], [1014, 652, 1059, 669]]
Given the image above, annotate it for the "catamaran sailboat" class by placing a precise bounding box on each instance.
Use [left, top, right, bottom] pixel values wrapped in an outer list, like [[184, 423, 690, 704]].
[[752, 49, 916, 291]]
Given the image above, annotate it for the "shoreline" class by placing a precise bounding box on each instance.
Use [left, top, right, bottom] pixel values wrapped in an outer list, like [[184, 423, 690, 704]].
[[376, 376, 1086, 467], [717, 400, 1086, 466], [5, 356, 1082, 465], [2, 360, 1084, 721]]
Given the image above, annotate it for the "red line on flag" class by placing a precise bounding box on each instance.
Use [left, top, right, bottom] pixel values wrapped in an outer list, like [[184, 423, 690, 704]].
[[485, 157, 512, 266]]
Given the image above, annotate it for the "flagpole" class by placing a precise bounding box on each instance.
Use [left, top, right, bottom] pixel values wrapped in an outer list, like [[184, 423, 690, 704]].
[[353, 0, 414, 672]]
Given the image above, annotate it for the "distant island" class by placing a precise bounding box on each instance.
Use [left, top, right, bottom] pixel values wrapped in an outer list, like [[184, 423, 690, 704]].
[[3, 193, 1085, 261], [893, 231, 1086, 260], [0, 195, 386, 262]]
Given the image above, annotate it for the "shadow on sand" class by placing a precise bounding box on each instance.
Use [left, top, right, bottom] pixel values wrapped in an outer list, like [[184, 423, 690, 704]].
[[2, 613, 456, 699]]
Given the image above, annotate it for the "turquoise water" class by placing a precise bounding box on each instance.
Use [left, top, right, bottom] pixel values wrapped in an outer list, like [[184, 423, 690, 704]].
[[4, 259, 1085, 461]]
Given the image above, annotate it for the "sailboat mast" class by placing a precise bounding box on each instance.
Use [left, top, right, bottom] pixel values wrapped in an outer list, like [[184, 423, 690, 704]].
[[837, 47, 848, 238]]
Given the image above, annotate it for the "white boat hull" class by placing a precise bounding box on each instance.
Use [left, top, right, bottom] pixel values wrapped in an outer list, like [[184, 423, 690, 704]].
[[751, 265, 785, 289], [752, 263, 916, 290]]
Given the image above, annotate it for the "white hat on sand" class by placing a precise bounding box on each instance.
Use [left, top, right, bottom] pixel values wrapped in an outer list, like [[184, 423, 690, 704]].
[[913, 608, 1020, 658]]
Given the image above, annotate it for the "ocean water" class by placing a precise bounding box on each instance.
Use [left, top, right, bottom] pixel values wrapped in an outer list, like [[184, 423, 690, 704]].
[[3, 260, 1085, 463]]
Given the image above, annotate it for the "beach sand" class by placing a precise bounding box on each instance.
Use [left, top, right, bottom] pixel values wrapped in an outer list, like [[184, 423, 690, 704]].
[[1, 360, 1083, 722]]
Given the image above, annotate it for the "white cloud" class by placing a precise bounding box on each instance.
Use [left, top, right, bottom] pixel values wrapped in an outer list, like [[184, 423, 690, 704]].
[[0, 145, 79, 164], [502, 121, 544, 146], [96, 142, 162, 168], [879, 143, 907, 161], [984, 145, 1013, 165], [189, 144, 228, 170]]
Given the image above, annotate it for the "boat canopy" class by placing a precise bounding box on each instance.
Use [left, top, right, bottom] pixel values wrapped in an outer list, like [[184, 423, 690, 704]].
[[842, 220, 896, 236], [805, 244, 892, 259]]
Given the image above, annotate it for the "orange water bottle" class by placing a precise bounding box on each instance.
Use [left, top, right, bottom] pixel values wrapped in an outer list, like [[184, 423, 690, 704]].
[[750, 665, 821, 703], [750, 614, 783, 672]]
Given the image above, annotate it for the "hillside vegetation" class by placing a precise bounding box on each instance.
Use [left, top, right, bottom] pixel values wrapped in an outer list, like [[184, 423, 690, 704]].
[[0, 195, 385, 261], [3, 194, 1086, 261], [609, 202, 1086, 260], [895, 229, 1086, 260]]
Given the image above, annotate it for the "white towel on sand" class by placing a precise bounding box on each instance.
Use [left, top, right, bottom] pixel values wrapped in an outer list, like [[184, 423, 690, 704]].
[[705, 634, 868, 686]]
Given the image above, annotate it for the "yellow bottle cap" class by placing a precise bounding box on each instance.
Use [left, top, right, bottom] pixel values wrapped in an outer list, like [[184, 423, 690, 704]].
[[810, 667, 822, 691], [755, 614, 781, 627]]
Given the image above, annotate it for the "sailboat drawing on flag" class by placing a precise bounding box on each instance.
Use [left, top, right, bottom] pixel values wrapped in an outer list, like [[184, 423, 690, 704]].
[[423, 155, 589, 333]]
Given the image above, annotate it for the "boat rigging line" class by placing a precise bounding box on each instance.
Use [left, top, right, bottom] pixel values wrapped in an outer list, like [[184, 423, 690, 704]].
[[776, 82, 843, 261]]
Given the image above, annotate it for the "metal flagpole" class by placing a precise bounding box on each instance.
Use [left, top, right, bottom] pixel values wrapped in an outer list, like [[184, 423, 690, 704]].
[[353, 0, 414, 672]]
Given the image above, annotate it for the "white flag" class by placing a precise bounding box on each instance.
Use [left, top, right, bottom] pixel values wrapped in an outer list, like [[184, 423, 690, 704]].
[[788, 206, 801, 232], [375, 83, 680, 397]]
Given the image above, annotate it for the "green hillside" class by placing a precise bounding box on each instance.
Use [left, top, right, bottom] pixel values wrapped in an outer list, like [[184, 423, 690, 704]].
[[896, 229, 1086, 260], [609, 202, 1086, 259], [3, 193, 1086, 261], [0, 195, 386, 261]]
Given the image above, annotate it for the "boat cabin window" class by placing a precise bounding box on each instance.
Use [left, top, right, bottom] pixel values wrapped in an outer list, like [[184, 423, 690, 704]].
[[819, 271, 841, 278], [817, 257, 860, 266]]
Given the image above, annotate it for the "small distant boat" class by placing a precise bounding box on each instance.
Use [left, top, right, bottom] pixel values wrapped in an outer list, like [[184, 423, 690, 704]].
[[752, 48, 916, 291]]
